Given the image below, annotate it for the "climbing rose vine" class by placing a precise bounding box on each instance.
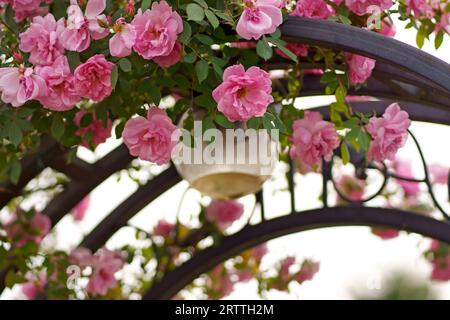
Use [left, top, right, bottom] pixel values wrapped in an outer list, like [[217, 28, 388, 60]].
[[0, 0, 449, 300]]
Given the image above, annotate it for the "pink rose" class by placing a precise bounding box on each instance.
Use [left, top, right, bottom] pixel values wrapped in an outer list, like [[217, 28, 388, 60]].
[[251, 243, 268, 261], [428, 164, 449, 185], [276, 43, 308, 59], [69, 247, 94, 267], [345, 0, 393, 16], [131, 1, 183, 60], [236, 0, 283, 40], [406, 0, 433, 17], [21, 272, 46, 300], [295, 260, 320, 283], [72, 196, 90, 221], [122, 107, 179, 165], [393, 158, 420, 197], [212, 64, 273, 122], [378, 18, 396, 37], [3, 211, 51, 247], [19, 14, 65, 66], [36, 56, 81, 111], [74, 54, 114, 102], [109, 18, 137, 58], [0, 67, 47, 107], [336, 174, 366, 204], [74, 110, 112, 148], [292, 0, 334, 20], [371, 227, 399, 240], [289, 111, 340, 170], [439, 13, 450, 35], [430, 256, 450, 281], [365, 103, 411, 162], [279, 256, 296, 281], [206, 200, 244, 231], [86, 248, 124, 296], [153, 219, 176, 237], [153, 42, 182, 68], [8, 0, 45, 22], [345, 53, 376, 86], [60, 0, 109, 52]]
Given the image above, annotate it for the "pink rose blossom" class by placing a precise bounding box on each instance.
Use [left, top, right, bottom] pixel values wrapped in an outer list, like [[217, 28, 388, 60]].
[[109, 18, 137, 58], [74, 54, 114, 102], [72, 196, 90, 221], [251, 243, 268, 261], [371, 227, 399, 240], [236, 0, 283, 40], [60, 0, 109, 52], [86, 248, 124, 296], [153, 219, 176, 237], [0, 67, 47, 107], [430, 256, 450, 281], [7, 0, 45, 22], [440, 13, 450, 34], [345, 53, 376, 86], [122, 107, 179, 165], [212, 64, 273, 122], [430, 239, 440, 252], [206, 200, 244, 231], [36, 56, 81, 111], [153, 42, 182, 68], [378, 18, 396, 37], [406, 0, 433, 17], [336, 174, 366, 204], [69, 247, 94, 267], [208, 265, 234, 298], [295, 260, 320, 283], [276, 43, 308, 59], [345, 0, 393, 16], [292, 0, 334, 20], [74, 110, 112, 148], [279, 256, 296, 281], [229, 41, 257, 49], [365, 103, 411, 162], [19, 14, 65, 66], [289, 111, 340, 170], [393, 158, 420, 197], [131, 1, 183, 60], [21, 272, 46, 300], [428, 164, 449, 185], [236, 270, 254, 282], [3, 211, 51, 247]]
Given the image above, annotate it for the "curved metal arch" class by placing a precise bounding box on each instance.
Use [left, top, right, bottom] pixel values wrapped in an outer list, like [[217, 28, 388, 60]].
[[143, 207, 450, 300], [280, 17, 450, 93]]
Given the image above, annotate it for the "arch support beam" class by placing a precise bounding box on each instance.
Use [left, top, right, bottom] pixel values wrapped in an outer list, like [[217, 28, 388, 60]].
[[143, 207, 450, 300]]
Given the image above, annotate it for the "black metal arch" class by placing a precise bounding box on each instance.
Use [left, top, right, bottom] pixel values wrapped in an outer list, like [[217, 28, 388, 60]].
[[280, 17, 450, 93], [143, 207, 450, 300]]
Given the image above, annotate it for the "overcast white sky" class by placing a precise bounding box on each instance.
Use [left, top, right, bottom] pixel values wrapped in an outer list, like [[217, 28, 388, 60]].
[[2, 17, 450, 300]]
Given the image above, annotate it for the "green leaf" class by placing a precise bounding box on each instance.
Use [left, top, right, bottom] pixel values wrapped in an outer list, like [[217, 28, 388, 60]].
[[187, 3, 205, 21], [195, 60, 209, 83], [214, 113, 234, 129], [111, 65, 119, 89], [339, 14, 352, 25], [202, 116, 216, 133], [51, 114, 65, 140], [5, 269, 25, 288], [256, 39, 273, 60], [340, 142, 350, 165], [149, 86, 161, 106], [179, 21, 192, 44], [247, 117, 261, 130], [10, 159, 22, 185], [183, 51, 197, 63], [195, 34, 214, 45], [119, 58, 132, 72], [193, 0, 208, 8], [7, 124, 22, 146], [205, 10, 219, 29], [435, 31, 444, 49], [416, 27, 426, 48], [269, 38, 297, 62], [141, 0, 151, 11]]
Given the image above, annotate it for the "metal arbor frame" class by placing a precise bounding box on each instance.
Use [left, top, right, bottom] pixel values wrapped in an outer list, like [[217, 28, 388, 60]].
[[0, 17, 449, 299]]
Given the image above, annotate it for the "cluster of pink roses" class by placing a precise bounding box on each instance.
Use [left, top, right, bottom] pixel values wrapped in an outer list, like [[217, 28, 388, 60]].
[[426, 240, 450, 282], [269, 256, 320, 291], [70, 247, 125, 296], [0, 0, 49, 22], [2, 211, 51, 247]]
